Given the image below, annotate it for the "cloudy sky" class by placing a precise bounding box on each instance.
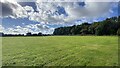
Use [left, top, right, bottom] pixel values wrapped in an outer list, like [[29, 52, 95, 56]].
[[0, 0, 120, 34]]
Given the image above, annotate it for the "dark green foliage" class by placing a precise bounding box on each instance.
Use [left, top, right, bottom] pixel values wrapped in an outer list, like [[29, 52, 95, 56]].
[[117, 28, 120, 36], [88, 22, 100, 34], [26, 32, 32, 36], [53, 16, 120, 35]]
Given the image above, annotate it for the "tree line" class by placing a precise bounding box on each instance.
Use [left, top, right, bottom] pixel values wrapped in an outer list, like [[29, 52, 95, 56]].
[[0, 32, 52, 37], [0, 16, 120, 37], [53, 16, 120, 36]]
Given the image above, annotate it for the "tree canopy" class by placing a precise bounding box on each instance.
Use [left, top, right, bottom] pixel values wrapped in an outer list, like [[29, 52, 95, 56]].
[[53, 16, 120, 36]]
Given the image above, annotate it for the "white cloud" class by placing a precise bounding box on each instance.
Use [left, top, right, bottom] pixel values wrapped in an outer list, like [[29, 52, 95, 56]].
[[31, 2, 115, 23], [0, 1, 28, 18], [1, 0, 118, 34], [0, 25, 4, 32], [24, 6, 34, 12], [1, 1, 117, 23], [85, 0, 119, 2], [36, 0, 119, 2], [3, 24, 54, 34]]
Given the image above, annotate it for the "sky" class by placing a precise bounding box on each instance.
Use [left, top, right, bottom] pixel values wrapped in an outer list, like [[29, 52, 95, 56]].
[[0, 0, 120, 34]]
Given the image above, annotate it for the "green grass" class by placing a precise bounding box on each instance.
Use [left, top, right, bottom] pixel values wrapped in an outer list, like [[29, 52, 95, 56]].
[[2, 36, 118, 66]]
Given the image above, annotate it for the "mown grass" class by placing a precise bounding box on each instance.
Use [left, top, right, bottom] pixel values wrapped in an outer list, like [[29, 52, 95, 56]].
[[2, 36, 118, 66]]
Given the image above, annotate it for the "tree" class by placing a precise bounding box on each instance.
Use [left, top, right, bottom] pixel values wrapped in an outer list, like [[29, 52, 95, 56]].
[[117, 28, 120, 36], [53, 16, 120, 36], [26, 32, 32, 36], [80, 29, 89, 35], [89, 22, 100, 34], [38, 32, 42, 36], [95, 25, 103, 35]]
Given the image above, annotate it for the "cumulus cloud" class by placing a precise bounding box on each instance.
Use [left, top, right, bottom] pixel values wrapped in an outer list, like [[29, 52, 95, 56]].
[[1, 0, 119, 34], [0, 25, 4, 32], [36, 0, 119, 2], [1, 0, 117, 23], [31, 1, 116, 23], [3, 24, 54, 34], [24, 6, 34, 12], [0, 0, 27, 18]]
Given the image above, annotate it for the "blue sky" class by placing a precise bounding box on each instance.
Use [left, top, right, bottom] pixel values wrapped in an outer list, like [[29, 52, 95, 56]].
[[0, 0, 120, 34]]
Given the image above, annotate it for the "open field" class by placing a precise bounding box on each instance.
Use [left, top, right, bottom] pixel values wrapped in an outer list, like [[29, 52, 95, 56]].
[[2, 36, 118, 66]]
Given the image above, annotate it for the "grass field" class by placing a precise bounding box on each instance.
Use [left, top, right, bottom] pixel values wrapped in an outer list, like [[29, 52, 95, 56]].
[[2, 36, 118, 66]]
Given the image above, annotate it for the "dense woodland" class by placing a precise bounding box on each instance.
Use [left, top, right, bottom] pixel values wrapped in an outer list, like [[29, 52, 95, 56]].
[[53, 16, 120, 36]]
